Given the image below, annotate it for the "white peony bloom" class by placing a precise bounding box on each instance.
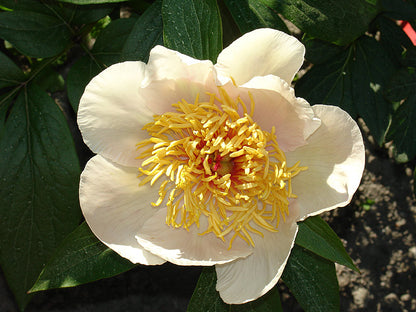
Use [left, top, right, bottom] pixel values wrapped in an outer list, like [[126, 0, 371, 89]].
[[78, 28, 365, 304]]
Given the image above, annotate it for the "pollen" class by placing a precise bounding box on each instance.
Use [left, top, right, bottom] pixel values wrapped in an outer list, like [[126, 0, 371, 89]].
[[136, 87, 307, 249]]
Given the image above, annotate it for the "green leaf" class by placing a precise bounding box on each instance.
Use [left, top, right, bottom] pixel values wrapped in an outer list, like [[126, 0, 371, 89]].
[[29, 222, 136, 292], [386, 93, 416, 160], [0, 97, 10, 139], [58, 0, 127, 4], [380, 0, 416, 20], [67, 17, 136, 111], [187, 266, 283, 312], [260, 0, 379, 45], [162, 0, 222, 62], [302, 35, 345, 65], [296, 216, 358, 272], [403, 46, 416, 68], [91, 17, 136, 65], [223, 0, 288, 34], [0, 84, 81, 310], [66, 57, 101, 113], [377, 16, 414, 67], [59, 4, 114, 26], [31, 65, 65, 93], [282, 245, 340, 312], [121, 0, 163, 62], [0, 0, 48, 14], [0, 51, 26, 89], [296, 36, 395, 145], [386, 68, 416, 102], [0, 11, 72, 58]]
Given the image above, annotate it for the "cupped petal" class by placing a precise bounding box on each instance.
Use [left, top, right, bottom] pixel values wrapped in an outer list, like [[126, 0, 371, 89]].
[[223, 77, 321, 151], [145, 45, 217, 84], [215, 28, 305, 85], [215, 206, 299, 304], [140, 45, 219, 115], [78, 61, 154, 167], [136, 209, 253, 266], [139, 78, 216, 115], [80, 155, 165, 265], [286, 105, 365, 220]]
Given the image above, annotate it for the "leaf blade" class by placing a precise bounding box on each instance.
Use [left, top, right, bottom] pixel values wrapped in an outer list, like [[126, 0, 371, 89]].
[[296, 37, 395, 145], [296, 216, 358, 272], [261, 0, 379, 45], [0, 11, 71, 58], [162, 0, 222, 62], [29, 222, 136, 292], [0, 85, 81, 309], [0, 51, 26, 89], [224, 0, 288, 34], [282, 245, 340, 312], [121, 0, 163, 62]]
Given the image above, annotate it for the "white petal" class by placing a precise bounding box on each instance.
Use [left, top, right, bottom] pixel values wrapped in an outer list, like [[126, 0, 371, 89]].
[[79, 155, 165, 265], [216, 28, 305, 85], [139, 46, 219, 115], [139, 78, 215, 116], [215, 207, 299, 304], [145, 45, 216, 84], [223, 77, 321, 151], [78, 61, 154, 167], [286, 105, 365, 219], [136, 208, 253, 266]]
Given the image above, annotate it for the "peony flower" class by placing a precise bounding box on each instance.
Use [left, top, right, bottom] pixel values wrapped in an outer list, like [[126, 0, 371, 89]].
[[78, 28, 365, 304]]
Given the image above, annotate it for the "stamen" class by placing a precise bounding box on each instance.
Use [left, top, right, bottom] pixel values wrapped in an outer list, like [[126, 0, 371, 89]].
[[136, 86, 307, 249]]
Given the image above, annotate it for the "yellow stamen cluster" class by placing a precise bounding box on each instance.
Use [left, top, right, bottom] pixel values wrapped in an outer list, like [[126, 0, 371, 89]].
[[136, 87, 306, 248]]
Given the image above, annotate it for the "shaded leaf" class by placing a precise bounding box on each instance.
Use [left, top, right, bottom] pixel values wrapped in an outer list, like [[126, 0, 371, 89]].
[[121, 0, 163, 62], [187, 266, 283, 312], [92, 17, 136, 65], [58, 0, 127, 4], [59, 4, 113, 25], [260, 0, 379, 45], [403, 46, 416, 67], [0, 51, 26, 89], [162, 0, 222, 62], [386, 93, 416, 160], [0, 11, 72, 58], [67, 17, 136, 111], [296, 44, 357, 116], [302, 35, 345, 65], [296, 216, 358, 272], [380, 0, 416, 20], [66, 57, 101, 112], [377, 16, 414, 67], [296, 36, 395, 145], [0, 96, 10, 139], [386, 68, 416, 102], [223, 0, 288, 35], [30, 222, 136, 292], [0, 85, 81, 309], [32, 65, 65, 93], [282, 245, 340, 312]]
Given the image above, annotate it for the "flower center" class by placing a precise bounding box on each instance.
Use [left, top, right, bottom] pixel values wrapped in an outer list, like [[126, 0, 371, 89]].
[[136, 87, 307, 248]]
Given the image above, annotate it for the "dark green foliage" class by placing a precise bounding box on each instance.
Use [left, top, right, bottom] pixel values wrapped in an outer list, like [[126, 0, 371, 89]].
[[0, 85, 81, 309], [0, 0, 415, 311], [162, 0, 222, 62], [296, 216, 359, 272], [30, 222, 136, 292], [282, 246, 340, 312]]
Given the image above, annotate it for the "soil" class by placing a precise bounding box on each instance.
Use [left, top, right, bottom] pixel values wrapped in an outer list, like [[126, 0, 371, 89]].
[[1, 117, 415, 311]]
